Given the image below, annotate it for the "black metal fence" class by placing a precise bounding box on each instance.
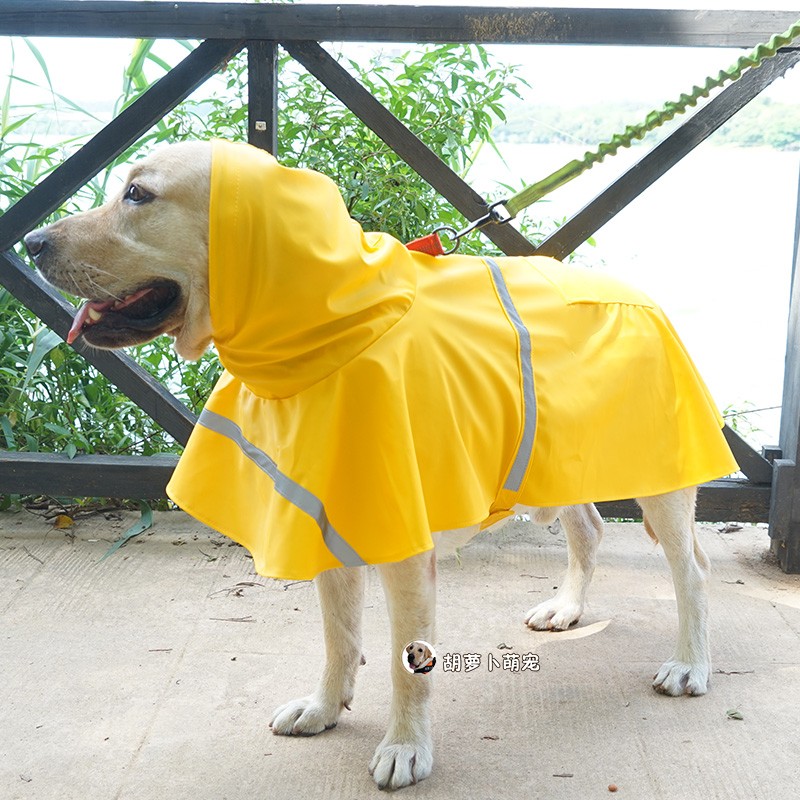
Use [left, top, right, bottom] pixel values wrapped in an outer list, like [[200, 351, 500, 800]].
[[1, 3, 799, 571]]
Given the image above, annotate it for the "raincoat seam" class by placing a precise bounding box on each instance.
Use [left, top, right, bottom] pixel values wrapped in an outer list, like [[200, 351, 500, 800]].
[[265, 286, 418, 400]]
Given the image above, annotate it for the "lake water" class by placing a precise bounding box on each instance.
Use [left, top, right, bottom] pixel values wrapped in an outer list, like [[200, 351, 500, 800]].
[[469, 142, 800, 449]]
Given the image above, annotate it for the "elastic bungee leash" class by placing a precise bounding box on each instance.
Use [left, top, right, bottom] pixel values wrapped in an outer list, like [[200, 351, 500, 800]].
[[407, 17, 800, 256]]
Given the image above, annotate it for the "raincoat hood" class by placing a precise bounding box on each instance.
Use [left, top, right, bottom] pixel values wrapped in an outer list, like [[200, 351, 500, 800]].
[[208, 139, 415, 398]]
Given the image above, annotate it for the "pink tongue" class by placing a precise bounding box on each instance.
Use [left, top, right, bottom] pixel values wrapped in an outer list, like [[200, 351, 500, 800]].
[[65, 288, 154, 345], [66, 300, 112, 345]]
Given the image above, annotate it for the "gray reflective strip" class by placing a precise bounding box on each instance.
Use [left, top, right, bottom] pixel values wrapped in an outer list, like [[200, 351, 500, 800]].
[[197, 408, 367, 568], [485, 258, 537, 492]]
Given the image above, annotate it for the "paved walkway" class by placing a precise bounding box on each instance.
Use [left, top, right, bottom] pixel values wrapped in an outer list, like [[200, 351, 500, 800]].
[[2, 509, 799, 799]]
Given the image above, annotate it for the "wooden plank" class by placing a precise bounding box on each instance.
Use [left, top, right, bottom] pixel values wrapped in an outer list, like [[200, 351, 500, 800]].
[[0, 251, 197, 446], [0, 3, 797, 47], [248, 40, 279, 155], [0, 38, 245, 251], [0, 451, 178, 499], [779, 168, 800, 466], [536, 49, 800, 260], [0, 452, 770, 525], [284, 40, 536, 257], [769, 461, 800, 573], [770, 168, 800, 573], [597, 479, 771, 524]]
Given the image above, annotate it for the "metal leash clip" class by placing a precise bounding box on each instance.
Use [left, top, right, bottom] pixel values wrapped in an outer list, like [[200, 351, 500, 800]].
[[443, 200, 515, 254], [405, 200, 515, 256]]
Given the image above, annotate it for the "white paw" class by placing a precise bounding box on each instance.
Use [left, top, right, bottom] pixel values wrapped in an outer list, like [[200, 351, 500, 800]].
[[524, 597, 583, 631], [369, 738, 433, 790], [269, 694, 344, 736], [653, 659, 710, 696]]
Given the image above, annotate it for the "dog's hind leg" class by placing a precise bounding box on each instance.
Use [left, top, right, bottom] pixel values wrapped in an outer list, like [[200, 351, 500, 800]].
[[638, 487, 711, 696], [370, 550, 436, 790], [524, 504, 604, 631], [270, 565, 365, 735]]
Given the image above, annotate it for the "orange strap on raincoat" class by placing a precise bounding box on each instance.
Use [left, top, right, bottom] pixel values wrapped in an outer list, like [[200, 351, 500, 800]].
[[166, 140, 737, 581]]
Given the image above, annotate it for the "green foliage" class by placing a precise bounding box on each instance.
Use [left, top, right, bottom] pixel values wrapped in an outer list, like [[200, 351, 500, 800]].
[[277, 45, 524, 243], [1, 38, 530, 458]]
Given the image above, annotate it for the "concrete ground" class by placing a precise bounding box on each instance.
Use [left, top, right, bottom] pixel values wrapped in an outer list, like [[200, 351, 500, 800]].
[[1, 508, 799, 800]]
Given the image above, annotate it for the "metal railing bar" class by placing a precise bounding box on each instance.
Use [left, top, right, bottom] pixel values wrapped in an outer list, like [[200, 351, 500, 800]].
[[0, 450, 771, 521], [247, 41, 279, 154], [722, 426, 775, 485], [1, 3, 798, 49]]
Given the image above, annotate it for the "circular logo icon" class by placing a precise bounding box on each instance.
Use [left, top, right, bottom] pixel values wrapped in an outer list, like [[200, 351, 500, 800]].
[[403, 640, 437, 675]]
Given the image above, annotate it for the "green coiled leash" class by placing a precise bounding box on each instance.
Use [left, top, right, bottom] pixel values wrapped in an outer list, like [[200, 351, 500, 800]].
[[410, 17, 800, 255]]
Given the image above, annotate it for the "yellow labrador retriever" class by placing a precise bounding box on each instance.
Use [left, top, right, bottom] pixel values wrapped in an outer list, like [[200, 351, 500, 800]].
[[24, 141, 732, 790], [405, 641, 436, 674]]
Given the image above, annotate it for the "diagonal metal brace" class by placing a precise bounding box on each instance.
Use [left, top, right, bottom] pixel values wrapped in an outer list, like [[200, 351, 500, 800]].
[[0, 249, 197, 445], [537, 49, 800, 260], [283, 40, 537, 257]]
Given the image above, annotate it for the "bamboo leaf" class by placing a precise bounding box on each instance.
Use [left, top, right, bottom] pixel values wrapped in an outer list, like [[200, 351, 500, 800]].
[[22, 38, 53, 92], [145, 51, 173, 74], [50, 91, 103, 121], [0, 415, 15, 450], [1, 113, 34, 137], [22, 328, 63, 390], [1, 41, 15, 135], [125, 39, 156, 95], [100, 501, 154, 561]]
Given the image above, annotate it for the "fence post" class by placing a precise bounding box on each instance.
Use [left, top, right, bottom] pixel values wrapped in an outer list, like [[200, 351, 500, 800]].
[[770, 164, 800, 572], [248, 41, 279, 155]]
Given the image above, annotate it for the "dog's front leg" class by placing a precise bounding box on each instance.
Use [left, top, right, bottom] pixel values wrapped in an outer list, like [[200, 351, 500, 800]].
[[370, 550, 436, 790], [270, 565, 364, 735]]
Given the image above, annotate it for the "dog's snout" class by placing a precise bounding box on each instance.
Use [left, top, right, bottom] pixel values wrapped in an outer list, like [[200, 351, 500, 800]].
[[23, 229, 48, 261]]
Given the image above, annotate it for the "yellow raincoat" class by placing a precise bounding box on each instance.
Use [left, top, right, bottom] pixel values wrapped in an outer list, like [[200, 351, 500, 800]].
[[166, 140, 737, 580]]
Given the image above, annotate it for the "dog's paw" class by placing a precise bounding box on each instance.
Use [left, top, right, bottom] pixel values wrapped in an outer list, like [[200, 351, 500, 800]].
[[653, 659, 710, 696], [369, 738, 433, 790], [524, 597, 583, 631], [269, 695, 344, 736]]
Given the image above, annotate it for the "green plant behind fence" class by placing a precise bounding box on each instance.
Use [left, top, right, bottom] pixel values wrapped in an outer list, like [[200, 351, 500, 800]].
[[1, 39, 532, 463]]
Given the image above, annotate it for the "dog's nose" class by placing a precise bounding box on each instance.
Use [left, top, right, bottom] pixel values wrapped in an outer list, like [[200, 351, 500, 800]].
[[23, 229, 48, 261]]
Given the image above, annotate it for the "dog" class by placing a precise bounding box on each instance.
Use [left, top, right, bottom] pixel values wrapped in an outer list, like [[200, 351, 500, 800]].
[[406, 641, 436, 675], [24, 140, 738, 790]]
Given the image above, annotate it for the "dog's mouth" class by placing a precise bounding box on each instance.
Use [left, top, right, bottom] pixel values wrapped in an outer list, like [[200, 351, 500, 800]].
[[67, 280, 182, 348]]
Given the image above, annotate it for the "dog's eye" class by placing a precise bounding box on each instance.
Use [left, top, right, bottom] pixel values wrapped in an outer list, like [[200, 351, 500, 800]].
[[124, 183, 153, 204]]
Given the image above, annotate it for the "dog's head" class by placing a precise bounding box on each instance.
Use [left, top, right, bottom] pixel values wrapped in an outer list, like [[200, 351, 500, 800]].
[[24, 141, 213, 360], [406, 641, 433, 670], [25, 139, 419, 400]]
